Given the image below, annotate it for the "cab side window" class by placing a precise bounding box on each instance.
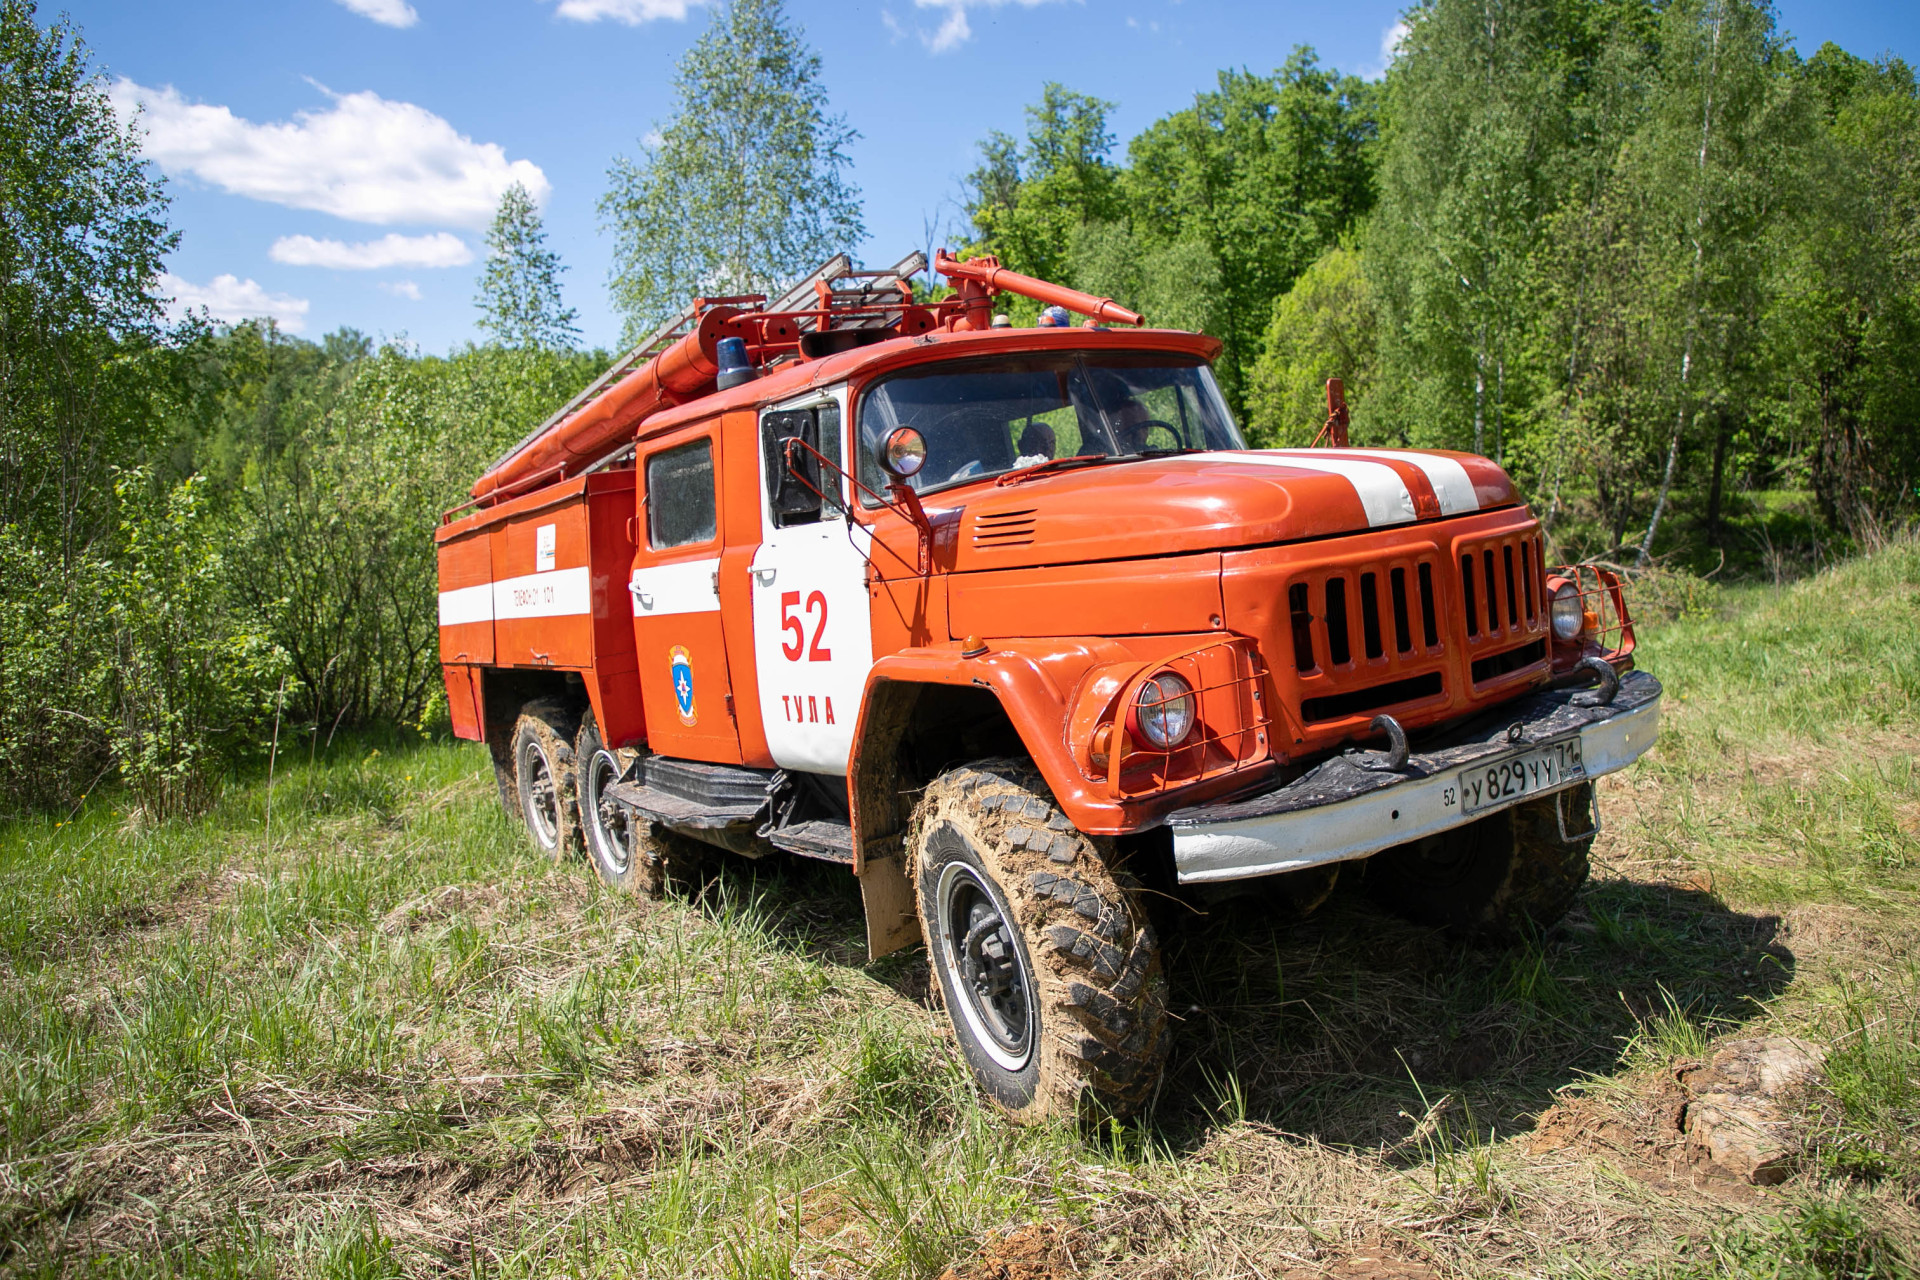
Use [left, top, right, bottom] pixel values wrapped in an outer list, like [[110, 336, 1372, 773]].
[[647, 438, 717, 548], [761, 403, 842, 528]]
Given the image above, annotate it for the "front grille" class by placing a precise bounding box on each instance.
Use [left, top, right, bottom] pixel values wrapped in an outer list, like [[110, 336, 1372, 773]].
[[1471, 639, 1546, 684], [1456, 531, 1551, 684], [1458, 533, 1545, 643], [1289, 558, 1444, 674], [1302, 672, 1444, 723], [1280, 526, 1548, 731]]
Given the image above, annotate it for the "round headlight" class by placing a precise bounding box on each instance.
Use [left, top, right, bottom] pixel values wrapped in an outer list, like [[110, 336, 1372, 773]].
[[1135, 672, 1196, 750], [1550, 582, 1585, 641]]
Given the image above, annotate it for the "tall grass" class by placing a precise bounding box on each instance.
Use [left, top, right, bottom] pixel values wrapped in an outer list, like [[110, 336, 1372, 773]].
[[0, 541, 1917, 1275]]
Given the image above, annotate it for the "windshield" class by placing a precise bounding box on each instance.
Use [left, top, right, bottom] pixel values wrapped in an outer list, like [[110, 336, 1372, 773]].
[[856, 352, 1245, 501]]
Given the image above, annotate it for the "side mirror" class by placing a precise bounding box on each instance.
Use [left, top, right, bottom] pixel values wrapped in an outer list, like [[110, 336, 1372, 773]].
[[763, 409, 820, 522], [876, 426, 927, 480]]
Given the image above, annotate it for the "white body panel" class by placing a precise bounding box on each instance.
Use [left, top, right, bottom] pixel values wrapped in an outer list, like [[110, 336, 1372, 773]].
[[437, 582, 494, 626], [1188, 450, 1418, 527], [750, 388, 875, 775], [1339, 449, 1480, 516], [628, 557, 721, 617], [489, 566, 591, 620]]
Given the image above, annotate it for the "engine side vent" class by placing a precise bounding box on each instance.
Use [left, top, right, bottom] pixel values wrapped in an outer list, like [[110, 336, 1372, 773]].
[[972, 508, 1037, 548]]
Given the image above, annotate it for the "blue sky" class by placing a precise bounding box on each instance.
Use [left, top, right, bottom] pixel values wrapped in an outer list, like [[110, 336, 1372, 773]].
[[68, 0, 1920, 355]]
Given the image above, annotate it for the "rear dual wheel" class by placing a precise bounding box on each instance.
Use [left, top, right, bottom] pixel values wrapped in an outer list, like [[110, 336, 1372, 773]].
[[911, 759, 1169, 1124], [511, 700, 582, 858], [573, 711, 705, 896]]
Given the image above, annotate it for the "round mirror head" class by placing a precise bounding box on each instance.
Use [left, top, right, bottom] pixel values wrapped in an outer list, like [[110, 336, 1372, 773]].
[[878, 426, 927, 479]]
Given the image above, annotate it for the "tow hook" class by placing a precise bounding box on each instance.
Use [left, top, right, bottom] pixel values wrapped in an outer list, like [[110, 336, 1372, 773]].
[[1570, 656, 1621, 708], [1357, 713, 1410, 772]]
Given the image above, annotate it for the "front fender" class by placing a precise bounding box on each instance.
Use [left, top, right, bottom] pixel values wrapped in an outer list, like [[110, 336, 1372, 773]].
[[850, 636, 1275, 848]]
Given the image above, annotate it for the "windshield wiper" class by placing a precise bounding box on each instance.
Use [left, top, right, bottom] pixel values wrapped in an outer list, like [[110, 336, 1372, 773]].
[[995, 454, 1123, 486]]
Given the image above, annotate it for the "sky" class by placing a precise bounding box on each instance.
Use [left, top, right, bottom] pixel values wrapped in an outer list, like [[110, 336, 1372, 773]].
[[63, 0, 1920, 356]]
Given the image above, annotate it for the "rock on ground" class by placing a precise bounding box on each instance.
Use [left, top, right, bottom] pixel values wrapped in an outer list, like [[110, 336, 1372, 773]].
[[1677, 1036, 1826, 1185]]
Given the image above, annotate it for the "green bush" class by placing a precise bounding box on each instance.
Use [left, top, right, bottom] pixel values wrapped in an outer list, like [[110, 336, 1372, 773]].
[[101, 469, 291, 818]]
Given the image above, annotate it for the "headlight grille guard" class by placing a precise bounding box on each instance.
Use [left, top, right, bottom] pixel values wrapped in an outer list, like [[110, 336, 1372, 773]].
[[1098, 637, 1272, 801], [1545, 562, 1637, 673]]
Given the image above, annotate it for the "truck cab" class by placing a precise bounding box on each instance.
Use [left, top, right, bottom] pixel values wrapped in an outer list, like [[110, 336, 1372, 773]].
[[435, 251, 1660, 1123]]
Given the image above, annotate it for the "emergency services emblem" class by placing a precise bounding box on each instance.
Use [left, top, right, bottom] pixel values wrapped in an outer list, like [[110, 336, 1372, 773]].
[[669, 645, 697, 726]]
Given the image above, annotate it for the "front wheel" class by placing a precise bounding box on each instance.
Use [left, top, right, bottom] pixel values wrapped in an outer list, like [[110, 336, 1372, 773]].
[[910, 759, 1168, 1124], [1367, 781, 1595, 939]]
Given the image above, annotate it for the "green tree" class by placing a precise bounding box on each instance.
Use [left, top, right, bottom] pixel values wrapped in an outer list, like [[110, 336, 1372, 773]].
[[964, 84, 1123, 294], [1768, 45, 1920, 544], [0, 0, 183, 812], [1366, 0, 1579, 461], [1121, 51, 1377, 406], [600, 0, 863, 338], [1625, 0, 1805, 562], [103, 469, 290, 819], [1245, 245, 1378, 446], [475, 182, 579, 350], [0, 0, 177, 554]]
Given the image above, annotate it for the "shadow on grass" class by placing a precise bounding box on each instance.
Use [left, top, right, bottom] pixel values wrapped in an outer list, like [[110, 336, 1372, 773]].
[[1152, 871, 1793, 1150], [673, 845, 1793, 1152]]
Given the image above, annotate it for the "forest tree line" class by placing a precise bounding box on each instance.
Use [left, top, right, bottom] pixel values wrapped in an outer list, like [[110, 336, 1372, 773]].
[[2, 0, 1915, 818]]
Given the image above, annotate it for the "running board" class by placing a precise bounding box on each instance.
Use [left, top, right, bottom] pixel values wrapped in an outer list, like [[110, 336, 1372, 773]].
[[604, 758, 853, 862], [765, 819, 854, 863], [607, 757, 775, 831], [605, 780, 760, 831]]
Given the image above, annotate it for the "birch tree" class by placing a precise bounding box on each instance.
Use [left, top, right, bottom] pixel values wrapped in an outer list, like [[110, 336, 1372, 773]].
[[599, 0, 863, 339]]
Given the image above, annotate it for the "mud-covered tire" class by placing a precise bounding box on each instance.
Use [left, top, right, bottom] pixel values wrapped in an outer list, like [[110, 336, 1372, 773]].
[[511, 700, 582, 859], [1366, 781, 1594, 939], [489, 738, 518, 820], [910, 759, 1169, 1124], [573, 713, 704, 896]]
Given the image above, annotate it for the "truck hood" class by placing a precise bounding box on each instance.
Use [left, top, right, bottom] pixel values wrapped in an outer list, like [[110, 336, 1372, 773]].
[[941, 448, 1519, 570]]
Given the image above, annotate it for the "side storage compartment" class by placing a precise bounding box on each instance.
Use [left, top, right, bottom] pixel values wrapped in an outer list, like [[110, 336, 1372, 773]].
[[433, 469, 647, 754]]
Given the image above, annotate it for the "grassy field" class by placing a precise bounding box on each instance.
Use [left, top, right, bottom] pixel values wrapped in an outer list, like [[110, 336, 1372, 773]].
[[1, 543, 1917, 1278]]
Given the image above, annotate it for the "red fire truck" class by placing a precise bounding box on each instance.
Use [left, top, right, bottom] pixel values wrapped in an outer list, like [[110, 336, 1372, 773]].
[[435, 251, 1659, 1121]]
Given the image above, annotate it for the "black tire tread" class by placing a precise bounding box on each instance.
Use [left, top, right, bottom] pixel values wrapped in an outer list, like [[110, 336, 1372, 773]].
[[911, 757, 1169, 1122]]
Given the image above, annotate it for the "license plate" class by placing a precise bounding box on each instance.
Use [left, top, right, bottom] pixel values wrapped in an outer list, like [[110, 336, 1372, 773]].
[[1459, 736, 1585, 816]]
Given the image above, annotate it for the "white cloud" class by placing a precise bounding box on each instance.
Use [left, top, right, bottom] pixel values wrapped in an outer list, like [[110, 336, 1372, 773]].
[[909, 0, 1076, 54], [334, 0, 418, 28], [112, 79, 548, 229], [160, 272, 311, 332], [551, 0, 700, 24], [379, 280, 423, 300], [270, 231, 471, 269], [1371, 20, 1410, 75]]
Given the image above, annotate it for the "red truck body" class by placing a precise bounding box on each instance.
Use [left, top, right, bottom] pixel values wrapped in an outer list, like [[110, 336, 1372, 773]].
[[433, 251, 1659, 1122]]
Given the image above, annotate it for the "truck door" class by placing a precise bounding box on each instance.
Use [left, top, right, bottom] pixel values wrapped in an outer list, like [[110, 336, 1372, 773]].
[[749, 390, 875, 774], [629, 426, 742, 762]]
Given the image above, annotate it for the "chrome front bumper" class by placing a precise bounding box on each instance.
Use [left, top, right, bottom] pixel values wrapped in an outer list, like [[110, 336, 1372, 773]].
[[1167, 669, 1662, 884]]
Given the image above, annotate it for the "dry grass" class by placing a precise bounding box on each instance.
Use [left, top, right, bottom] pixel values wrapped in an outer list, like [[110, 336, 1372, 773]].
[[3, 542, 1919, 1278]]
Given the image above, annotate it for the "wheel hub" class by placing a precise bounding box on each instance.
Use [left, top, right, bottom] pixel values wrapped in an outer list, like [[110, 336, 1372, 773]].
[[937, 862, 1033, 1071], [588, 750, 630, 873], [521, 741, 559, 844]]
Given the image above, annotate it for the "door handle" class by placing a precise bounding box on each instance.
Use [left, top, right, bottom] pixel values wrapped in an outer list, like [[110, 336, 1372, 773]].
[[753, 568, 777, 587], [628, 581, 654, 610]]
